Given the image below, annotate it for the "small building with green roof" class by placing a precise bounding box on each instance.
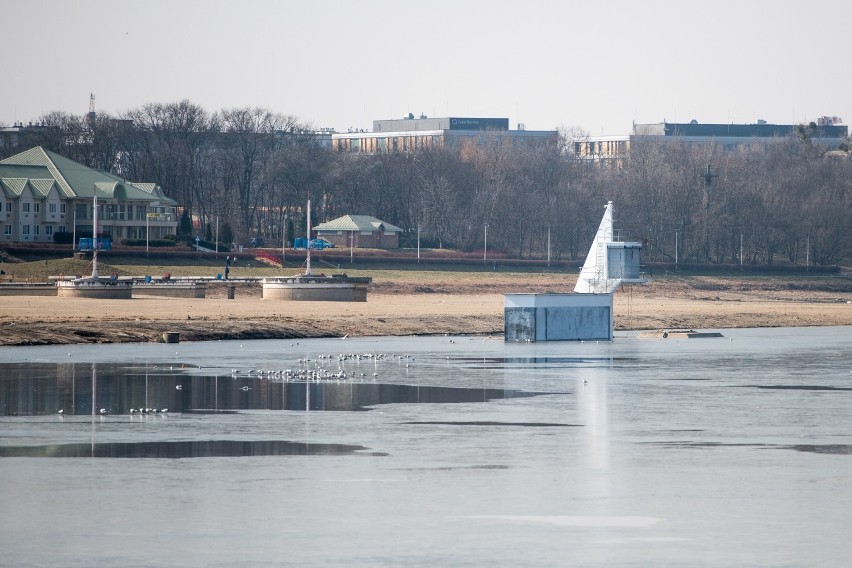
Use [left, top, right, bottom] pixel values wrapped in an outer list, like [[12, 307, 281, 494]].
[[0, 146, 178, 244], [314, 214, 403, 249]]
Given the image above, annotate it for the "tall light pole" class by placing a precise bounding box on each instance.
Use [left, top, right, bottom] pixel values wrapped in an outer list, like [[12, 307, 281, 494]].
[[675, 228, 679, 266], [484, 223, 488, 262], [806, 230, 810, 271], [146, 201, 160, 257], [417, 223, 421, 263], [281, 214, 287, 265], [547, 225, 551, 268], [305, 199, 312, 276], [72, 204, 77, 255]]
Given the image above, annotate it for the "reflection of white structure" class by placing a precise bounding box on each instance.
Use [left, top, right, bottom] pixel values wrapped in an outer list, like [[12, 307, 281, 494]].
[[575, 201, 644, 294], [504, 201, 644, 342]]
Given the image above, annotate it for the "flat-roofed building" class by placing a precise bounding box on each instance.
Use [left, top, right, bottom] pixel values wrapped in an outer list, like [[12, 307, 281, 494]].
[[574, 117, 849, 164], [633, 119, 848, 149], [332, 115, 557, 154]]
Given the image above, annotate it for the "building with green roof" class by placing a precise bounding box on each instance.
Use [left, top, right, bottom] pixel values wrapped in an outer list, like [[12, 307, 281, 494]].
[[0, 146, 177, 244], [314, 214, 403, 249]]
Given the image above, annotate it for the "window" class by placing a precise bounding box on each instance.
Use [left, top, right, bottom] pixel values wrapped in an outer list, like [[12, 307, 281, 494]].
[[49, 203, 57, 213], [58, 225, 66, 233], [3, 225, 10, 235], [34, 203, 40, 213], [60, 203, 66, 214], [45, 225, 53, 236], [22, 203, 30, 213], [5, 203, 10, 213], [33, 225, 39, 235], [22, 225, 30, 235]]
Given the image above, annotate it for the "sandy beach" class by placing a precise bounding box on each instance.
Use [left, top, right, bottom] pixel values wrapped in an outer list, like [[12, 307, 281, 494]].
[[1, 273, 850, 345]]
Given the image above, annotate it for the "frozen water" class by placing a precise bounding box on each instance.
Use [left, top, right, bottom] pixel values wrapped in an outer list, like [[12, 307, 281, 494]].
[[1, 327, 851, 566]]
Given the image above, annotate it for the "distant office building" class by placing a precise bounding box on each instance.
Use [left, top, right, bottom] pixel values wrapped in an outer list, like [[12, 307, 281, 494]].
[[0, 123, 49, 154], [574, 117, 849, 164], [633, 119, 848, 148], [331, 114, 557, 154], [572, 135, 630, 165]]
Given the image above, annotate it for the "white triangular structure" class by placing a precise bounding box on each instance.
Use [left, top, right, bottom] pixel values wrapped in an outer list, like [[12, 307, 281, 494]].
[[575, 201, 615, 293], [574, 201, 644, 294]]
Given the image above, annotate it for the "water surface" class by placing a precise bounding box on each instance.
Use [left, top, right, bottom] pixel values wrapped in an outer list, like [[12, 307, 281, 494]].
[[1, 327, 851, 567]]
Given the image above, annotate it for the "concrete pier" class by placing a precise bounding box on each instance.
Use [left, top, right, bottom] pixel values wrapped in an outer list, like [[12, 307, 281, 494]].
[[56, 279, 133, 299], [262, 275, 371, 301]]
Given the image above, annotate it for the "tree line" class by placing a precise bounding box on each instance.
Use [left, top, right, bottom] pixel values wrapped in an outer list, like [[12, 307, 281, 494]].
[[3, 100, 850, 265]]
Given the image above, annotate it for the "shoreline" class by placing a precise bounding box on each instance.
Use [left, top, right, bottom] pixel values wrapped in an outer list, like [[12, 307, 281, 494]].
[[1, 283, 851, 346]]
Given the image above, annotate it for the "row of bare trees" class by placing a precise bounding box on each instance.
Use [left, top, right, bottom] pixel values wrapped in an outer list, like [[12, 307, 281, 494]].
[[4, 101, 850, 264]]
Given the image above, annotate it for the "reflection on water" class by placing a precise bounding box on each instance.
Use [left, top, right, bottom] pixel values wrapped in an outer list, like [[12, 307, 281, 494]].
[[0, 440, 382, 458], [0, 362, 547, 416]]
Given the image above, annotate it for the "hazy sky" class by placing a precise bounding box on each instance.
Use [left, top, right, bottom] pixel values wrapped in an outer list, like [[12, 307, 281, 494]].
[[4, 0, 850, 135]]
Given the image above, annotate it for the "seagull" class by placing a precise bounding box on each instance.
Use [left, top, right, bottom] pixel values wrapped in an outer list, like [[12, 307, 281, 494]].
[[57, 409, 64, 415], [175, 385, 183, 390], [99, 408, 108, 415]]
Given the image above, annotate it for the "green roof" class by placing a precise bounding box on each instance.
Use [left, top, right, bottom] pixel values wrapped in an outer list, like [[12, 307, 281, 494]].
[[315, 214, 403, 233], [0, 146, 176, 204]]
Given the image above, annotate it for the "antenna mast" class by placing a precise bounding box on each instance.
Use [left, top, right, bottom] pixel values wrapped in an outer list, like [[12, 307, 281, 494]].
[[87, 93, 96, 125]]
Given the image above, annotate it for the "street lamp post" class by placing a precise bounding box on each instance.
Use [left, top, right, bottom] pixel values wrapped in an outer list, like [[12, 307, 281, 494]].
[[675, 228, 679, 266], [484, 223, 488, 262], [417, 223, 421, 263], [146, 201, 160, 257], [547, 225, 551, 268], [282, 214, 288, 265]]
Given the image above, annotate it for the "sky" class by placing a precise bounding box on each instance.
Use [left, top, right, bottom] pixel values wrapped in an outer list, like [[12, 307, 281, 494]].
[[3, 0, 851, 136]]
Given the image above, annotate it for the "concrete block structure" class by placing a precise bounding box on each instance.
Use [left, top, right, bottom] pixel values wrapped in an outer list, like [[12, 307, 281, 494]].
[[504, 293, 613, 342]]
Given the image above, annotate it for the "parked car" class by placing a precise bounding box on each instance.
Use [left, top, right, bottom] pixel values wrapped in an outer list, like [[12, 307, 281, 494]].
[[309, 238, 334, 249], [248, 237, 265, 247]]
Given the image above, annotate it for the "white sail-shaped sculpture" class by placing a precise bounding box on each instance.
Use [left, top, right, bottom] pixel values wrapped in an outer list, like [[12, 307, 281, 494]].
[[574, 201, 616, 293]]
